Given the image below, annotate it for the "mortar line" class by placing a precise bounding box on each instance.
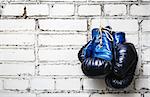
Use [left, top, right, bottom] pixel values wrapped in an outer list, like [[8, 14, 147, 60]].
[[137, 19, 143, 76], [87, 18, 92, 42], [138, 0, 142, 5], [0, 1, 143, 5], [34, 19, 40, 76]]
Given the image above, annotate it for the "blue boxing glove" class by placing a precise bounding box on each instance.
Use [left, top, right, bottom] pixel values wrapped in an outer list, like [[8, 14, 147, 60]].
[[78, 26, 113, 76]]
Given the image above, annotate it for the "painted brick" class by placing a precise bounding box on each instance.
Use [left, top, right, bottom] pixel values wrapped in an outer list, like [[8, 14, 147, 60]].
[[91, 93, 141, 97], [130, 5, 150, 16], [135, 78, 150, 90], [135, 62, 141, 75], [26, 4, 49, 16], [39, 49, 78, 61], [0, 19, 35, 31], [0, 34, 35, 46], [40, 0, 86, 1], [51, 4, 74, 16], [4, 79, 28, 90], [142, 32, 150, 47], [92, 0, 136, 2], [39, 65, 83, 75], [126, 33, 138, 46], [2, 4, 49, 16], [143, 64, 150, 75], [145, 93, 150, 97], [142, 20, 150, 31], [0, 49, 35, 61], [0, 31, 37, 34], [0, 63, 34, 75], [30, 78, 54, 90], [83, 78, 106, 90], [91, 19, 138, 32], [104, 4, 126, 16], [39, 19, 87, 31], [56, 78, 80, 90], [0, 0, 148, 96], [0, 7, 2, 15], [39, 34, 87, 46], [9, 0, 35, 0], [38, 31, 85, 34], [2, 4, 24, 16], [39, 93, 89, 97], [142, 48, 150, 61], [0, 80, 3, 89], [0, 93, 36, 97], [78, 5, 101, 16]]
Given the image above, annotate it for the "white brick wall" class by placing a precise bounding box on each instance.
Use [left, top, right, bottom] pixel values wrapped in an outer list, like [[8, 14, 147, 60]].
[[91, 19, 138, 32], [39, 19, 87, 31], [142, 20, 150, 31], [130, 5, 150, 16], [0, 63, 35, 75], [91, 93, 141, 97], [30, 78, 54, 90], [142, 48, 150, 61], [0, 93, 36, 97], [0, 0, 149, 97], [2, 4, 24, 16], [39, 49, 78, 61], [0, 19, 35, 31], [4, 79, 29, 90], [142, 32, 150, 47], [56, 78, 80, 90], [83, 78, 106, 90], [2, 4, 49, 16], [135, 78, 150, 90], [39, 93, 89, 97], [39, 64, 83, 75], [0, 80, 3, 89], [145, 93, 150, 97], [50, 4, 74, 16], [126, 33, 138, 46], [78, 5, 101, 16], [104, 4, 126, 16], [0, 34, 35, 46], [0, 49, 35, 61], [39, 34, 87, 46], [92, 0, 136, 2], [26, 4, 49, 16], [143, 64, 150, 75]]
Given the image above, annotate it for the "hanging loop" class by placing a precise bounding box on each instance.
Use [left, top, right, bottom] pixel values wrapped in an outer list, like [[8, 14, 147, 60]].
[[98, 25, 114, 47]]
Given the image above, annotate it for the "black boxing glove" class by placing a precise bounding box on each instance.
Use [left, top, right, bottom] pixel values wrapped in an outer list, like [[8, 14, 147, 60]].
[[113, 43, 137, 77], [112, 32, 138, 77], [82, 57, 112, 76], [105, 32, 138, 89], [105, 53, 138, 89]]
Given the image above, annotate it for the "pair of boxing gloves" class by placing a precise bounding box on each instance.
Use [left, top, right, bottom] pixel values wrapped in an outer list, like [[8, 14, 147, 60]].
[[78, 26, 138, 89]]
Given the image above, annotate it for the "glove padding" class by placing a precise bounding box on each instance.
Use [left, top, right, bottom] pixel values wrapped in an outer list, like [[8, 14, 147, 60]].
[[82, 57, 112, 76], [113, 43, 138, 77], [78, 41, 91, 63], [105, 54, 137, 89], [105, 32, 138, 89], [105, 72, 134, 89]]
